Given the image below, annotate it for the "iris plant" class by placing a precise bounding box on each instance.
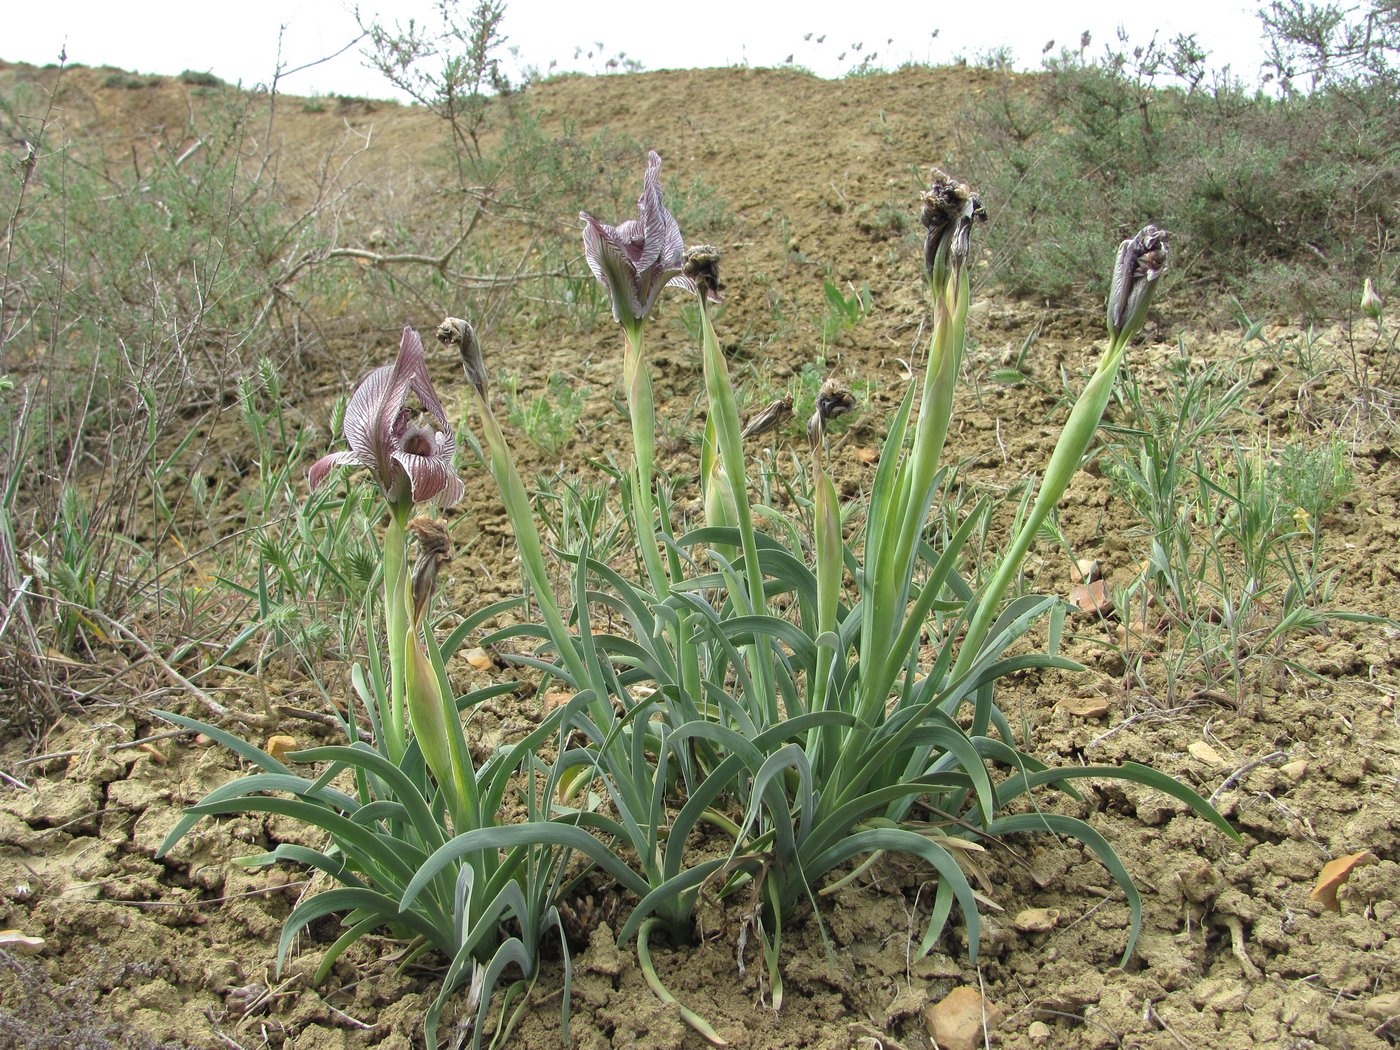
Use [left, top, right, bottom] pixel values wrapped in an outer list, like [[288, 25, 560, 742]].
[[157, 151, 1233, 1050], [159, 327, 585, 1048]]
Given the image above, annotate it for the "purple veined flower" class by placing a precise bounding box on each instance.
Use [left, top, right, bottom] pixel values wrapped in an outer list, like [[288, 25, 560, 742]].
[[308, 326, 465, 508], [580, 150, 705, 331]]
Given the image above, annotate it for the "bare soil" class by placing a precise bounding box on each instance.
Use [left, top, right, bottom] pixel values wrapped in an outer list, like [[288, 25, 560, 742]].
[[2, 60, 1398, 1050]]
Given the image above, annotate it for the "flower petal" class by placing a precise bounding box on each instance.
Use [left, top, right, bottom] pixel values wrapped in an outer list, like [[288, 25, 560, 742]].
[[307, 449, 362, 490], [582, 213, 646, 325], [341, 361, 397, 461], [392, 447, 461, 507], [639, 151, 685, 273], [636, 151, 668, 274], [398, 326, 453, 431]]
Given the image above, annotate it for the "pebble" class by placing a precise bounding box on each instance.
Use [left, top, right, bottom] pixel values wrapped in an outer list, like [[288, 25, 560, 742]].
[[923, 986, 1002, 1050], [1188, 741, 1227, 767], [1013, 907, 1061, 933]]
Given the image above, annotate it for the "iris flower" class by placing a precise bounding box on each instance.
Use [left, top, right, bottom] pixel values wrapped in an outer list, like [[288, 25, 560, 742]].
[[308, 326, 464, 508], [580, 150, 701, 332]]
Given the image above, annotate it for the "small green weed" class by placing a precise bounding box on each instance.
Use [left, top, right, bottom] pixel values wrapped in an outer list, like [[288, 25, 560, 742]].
[[500, 370, 589, 457], [820, 276, 872, 344]]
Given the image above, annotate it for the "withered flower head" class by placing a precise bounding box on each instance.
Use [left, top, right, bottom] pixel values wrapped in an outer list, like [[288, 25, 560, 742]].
[[437, 316, 487, 399], [683, 244, 724, 303], [1106, 224, 1169, 342], [408, 516, 452, 625], [741, 395, 794, 440], [806, 378, 857, 449], [308, 326, 464, 508], [920, 168, 986, 277], [580, 150, 698, 331]]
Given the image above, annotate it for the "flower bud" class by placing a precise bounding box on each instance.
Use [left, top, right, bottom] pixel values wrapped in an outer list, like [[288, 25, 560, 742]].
[[1107, 225, 1169, 342], [741, 396, 794, 440], [703, 458, 739, 533], [408, 516, 452, 626], [806, 379, 856, 449], [1361, 277, 1383, 321], [438, 316, 488, 399]]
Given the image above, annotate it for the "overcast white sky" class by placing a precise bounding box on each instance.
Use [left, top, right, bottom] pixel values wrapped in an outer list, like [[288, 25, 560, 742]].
[[9, 0, 1271, 98]]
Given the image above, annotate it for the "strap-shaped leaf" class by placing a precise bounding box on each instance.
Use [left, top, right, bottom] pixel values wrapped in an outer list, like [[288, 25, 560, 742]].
[[155, 771, 360, 858], [233, 842, 363, 888], [803, 826, 982, 961], [294, 743, 444, 852], [990, 762, 1237, 839], [985, 811, 1144, 963], [152, 710, 290, 775], [401, 823, 651, 911], [187, 795, 423, 888], [276, 886, 443, 976], [439, 595, 527, 660], [617, 857, 734, 946]]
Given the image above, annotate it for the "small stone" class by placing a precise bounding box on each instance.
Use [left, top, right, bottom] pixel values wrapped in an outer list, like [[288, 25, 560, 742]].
[[923, 986, 1002, 1050], [1028, 1020, 1052, 1044], [1068, 579, 1113, 615], [265, 735, 298, 764], [1188, 741, 1227, 766], [541, 689, 572, 712], [1069, 558, 1099, 584], [464, 646, 494, 671], [1013, 907, 1061, 933], [1280, 759, 1308, 783], [1057, 695, 1111, 718]]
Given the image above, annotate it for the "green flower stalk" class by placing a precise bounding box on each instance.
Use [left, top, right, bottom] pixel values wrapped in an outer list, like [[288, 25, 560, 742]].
[[581, 151, 708, 592], [701, 415, 740, 534], [686, 244, 778, 724], [808, 380, 856, 718], [438, 317, 591, 696], [953, 224, 1168, 681], [382, 505, 412, 763], [403, 516, 479, 833], [910, 170, 984, 481], [857, 170, 983, 731]]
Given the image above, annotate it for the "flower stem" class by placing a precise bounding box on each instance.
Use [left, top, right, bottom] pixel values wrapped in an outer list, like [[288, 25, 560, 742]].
[[382, 500, 412, 764], [697, 296, 775, 726], [953, 333, 1130, 681], [623, 325, 670, 593]]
